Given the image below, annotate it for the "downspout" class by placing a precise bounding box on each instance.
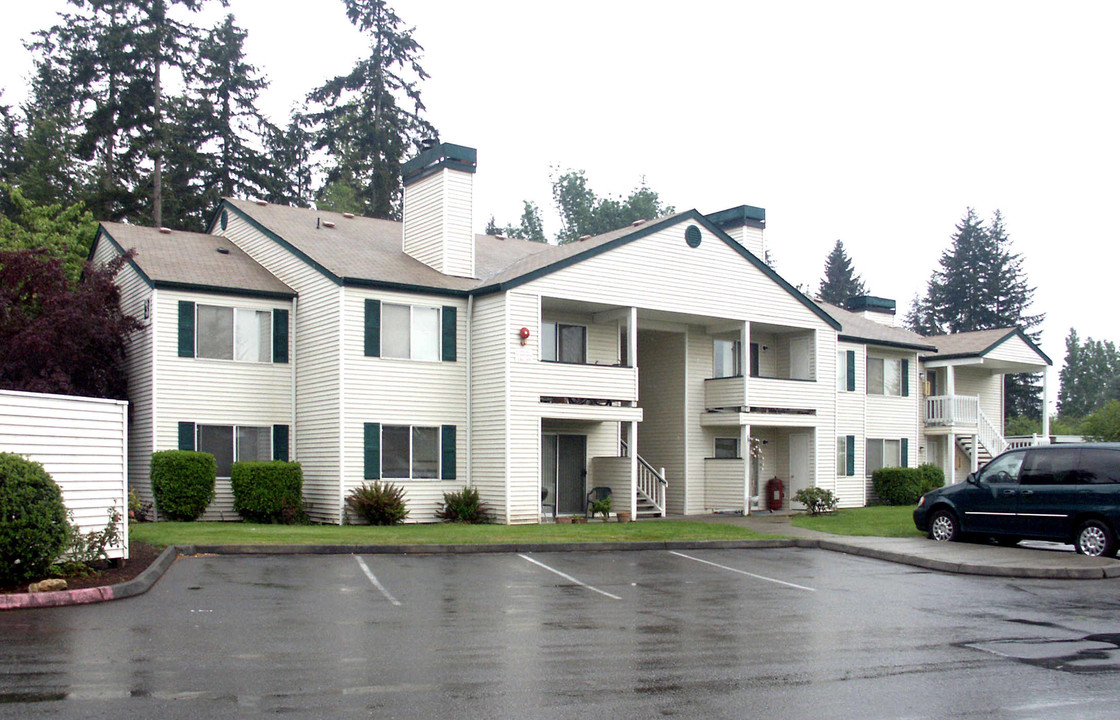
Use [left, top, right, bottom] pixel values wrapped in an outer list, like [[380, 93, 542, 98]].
[[290, 296, 297, 461], [466, 294, 473, 487]]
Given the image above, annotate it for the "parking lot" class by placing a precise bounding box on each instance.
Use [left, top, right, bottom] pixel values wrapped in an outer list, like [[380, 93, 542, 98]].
[[3, 547, 1120, 718]]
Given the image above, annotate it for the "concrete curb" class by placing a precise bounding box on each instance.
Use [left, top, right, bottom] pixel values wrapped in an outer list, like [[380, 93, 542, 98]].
[[0, 546, 179, 611], [6, 535, 1117, 610]]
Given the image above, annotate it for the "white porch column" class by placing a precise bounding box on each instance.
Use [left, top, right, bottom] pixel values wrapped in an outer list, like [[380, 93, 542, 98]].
[[945, 365, 956, 423], [628, 307, 638, 371], [742, 422, 751, 515], [741, 321, 751, 410], [629, 419, 639, 517], [971, 435, 979, 473], [947, 432, 956, 483], [1041, 367, 1050, 439]]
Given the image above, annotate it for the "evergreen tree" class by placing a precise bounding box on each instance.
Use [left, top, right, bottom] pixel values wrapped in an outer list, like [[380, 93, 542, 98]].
[[1057, 328, 1120, 418], [306, 0, 437, 219], [907, 208, 1045, 420], [817, 239, 867, 306], [264, 115, 316, 208]]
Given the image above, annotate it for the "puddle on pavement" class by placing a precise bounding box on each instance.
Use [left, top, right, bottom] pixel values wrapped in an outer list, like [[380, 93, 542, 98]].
[[965, 633, 1120, 673]]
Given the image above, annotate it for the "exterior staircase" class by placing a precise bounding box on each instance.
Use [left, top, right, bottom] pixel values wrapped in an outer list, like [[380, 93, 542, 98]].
[[621, 440, 667, 517]]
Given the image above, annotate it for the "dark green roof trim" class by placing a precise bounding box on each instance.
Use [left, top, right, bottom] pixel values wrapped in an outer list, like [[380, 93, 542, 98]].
[[340, 276, 470, 298], [705, 204, 766, 230], [402, 159, 477, 187], [220, 200, 343, 286], [153, 279, 296, 301], [93, 226, 155, 289], [402, 143, 477, 182], [846, 295, 896, 313], [921, 328, 1052, 365], [838, 334, 937, 352], [471, 210, 842, 330]]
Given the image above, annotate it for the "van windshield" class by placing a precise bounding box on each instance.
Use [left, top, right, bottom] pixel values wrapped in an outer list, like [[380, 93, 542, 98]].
[[977, 451, 1024, 484]]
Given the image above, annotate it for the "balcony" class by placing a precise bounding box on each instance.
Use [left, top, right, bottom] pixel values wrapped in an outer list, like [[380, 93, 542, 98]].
[[704, 376, 744, 410], [923, 395, 978, 426]]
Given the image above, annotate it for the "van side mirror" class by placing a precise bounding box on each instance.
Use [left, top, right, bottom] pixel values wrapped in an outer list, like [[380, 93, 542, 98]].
[[966, 472, 978, 485]]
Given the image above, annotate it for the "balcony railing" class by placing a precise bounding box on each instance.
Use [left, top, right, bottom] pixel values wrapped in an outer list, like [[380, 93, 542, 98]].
[[924, 395, 978, 426], [528, 361, 638, 402]]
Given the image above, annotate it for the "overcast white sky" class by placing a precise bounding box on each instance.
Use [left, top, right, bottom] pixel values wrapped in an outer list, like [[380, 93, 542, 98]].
[[3, 0, 1118, 410]]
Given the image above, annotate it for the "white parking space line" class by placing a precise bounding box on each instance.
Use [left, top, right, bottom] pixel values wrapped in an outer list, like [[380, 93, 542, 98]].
[[354, 556, 402, 606], [517, 554, 623, 600], [669, 551, 817, 592]]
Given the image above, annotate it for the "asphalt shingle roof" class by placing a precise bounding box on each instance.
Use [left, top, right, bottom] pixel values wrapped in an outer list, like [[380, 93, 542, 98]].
[[921, 328, 1020, 358], [99, 222, 295, 297], [818, 302, 938, 351]]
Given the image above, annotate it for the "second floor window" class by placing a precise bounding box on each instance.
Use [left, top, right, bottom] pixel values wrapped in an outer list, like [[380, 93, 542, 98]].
[[198, 305, 271, 362], [867, 357, 902, 396], [542, 322, 586, 363], [713, 339, 742, 378], [383, 304, 440, 361]]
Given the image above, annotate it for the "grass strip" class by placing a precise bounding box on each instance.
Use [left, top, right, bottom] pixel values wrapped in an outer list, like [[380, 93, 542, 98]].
[[791, 505, 924, 538]]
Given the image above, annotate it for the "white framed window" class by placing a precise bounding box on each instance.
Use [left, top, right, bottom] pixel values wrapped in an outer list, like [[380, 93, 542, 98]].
[[866, 357, 902, 396], [197, 305, 271, 362], [382, 303, 441, 361], [197, 424, 272, 478], [714, 437, 740, 459], [865, 439, 901, 477], [382, 425, 440, 479], [837, 436, 847, 476], [713, 338, 742, 378], [541, 321, 587, 363]]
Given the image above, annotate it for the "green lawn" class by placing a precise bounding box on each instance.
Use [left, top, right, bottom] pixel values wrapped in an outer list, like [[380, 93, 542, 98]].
[[790, 505, 925, 538], [130, 520, 777, 547]]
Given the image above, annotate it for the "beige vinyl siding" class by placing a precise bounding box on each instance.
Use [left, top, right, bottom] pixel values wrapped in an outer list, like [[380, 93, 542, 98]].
[[684, 330, 712, 515], [507, 291, 546, 523], [636, 330, 687, 514], [469, 293, 509, 521], [865, 349, 921, 500], [721, 224, 765, 261], [540, 310, 619, 365], [154, 290, 293, 521], [218, 212, 342, 522], [93, 240, 157, 511], [954, 367, 1004, 432], [402, 169, 474, 278], [985, 335, 1045, 365], [341, 288, 467, 522], [705, 458, 745, 510], [0, 390, 129, 559], [834, 342, 867, 507]]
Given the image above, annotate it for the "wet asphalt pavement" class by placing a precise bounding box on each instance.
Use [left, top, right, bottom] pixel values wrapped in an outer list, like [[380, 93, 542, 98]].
[[2, 547, 1119, 719]]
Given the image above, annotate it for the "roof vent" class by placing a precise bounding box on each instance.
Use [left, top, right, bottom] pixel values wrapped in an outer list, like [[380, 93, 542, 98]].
[[631, 219, 645, 227], [216, 247, 230, 255], [494, 234, 506, 241], [158, 227, 172, 234], [342, 212, 355, 219], [255, 199, 268, 206], [323, 220, 336, 229], [578, 234, 592, 242]]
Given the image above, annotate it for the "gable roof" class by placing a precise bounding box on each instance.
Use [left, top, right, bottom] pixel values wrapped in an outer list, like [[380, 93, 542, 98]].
[[921, 327, 1053, 365], [220, 200, 841, 329], [95, 222, 296, 299], [818, 302, 937, 352]]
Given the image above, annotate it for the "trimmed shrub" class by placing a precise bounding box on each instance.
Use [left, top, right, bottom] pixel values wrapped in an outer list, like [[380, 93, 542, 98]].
[[436, 486, 493, 524], [346, 481, 409, 525], [0, 452, 69, 584], [916, 463, 945, 495], [150, 450, 216, 521], [231, 461, 304, 523], [872, 467, 929, 506], [794, 487, 838, 515]]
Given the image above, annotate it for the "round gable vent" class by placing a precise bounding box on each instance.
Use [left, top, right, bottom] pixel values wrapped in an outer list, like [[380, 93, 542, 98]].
[[685, 225, 702, 248]]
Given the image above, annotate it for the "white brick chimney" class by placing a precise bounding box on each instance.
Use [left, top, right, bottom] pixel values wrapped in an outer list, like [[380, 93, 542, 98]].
[[705, 205, 766, 259], [401, 143, 476, 278], [846, 295, 897, 326]]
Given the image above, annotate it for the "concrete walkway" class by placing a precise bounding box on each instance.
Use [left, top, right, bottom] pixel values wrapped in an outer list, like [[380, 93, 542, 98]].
[[679, 512, 1120, 580]]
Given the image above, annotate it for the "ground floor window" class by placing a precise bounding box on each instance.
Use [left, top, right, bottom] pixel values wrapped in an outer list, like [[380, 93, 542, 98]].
[[364, 423, 455, 481], [865, 438, 902, 477], [714, 437, 740, 459], [197, 424, 272, 478]]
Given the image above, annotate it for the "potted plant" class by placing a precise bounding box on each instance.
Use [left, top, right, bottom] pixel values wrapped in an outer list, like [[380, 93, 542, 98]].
[[616, 510, 632, 523], [589, 496, 612, 521]]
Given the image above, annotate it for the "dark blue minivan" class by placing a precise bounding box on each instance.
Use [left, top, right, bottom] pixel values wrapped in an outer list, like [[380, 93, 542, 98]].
[[913, 444, 1120, 557]]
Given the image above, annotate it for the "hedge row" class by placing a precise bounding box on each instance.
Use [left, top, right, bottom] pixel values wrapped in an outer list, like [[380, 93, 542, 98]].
[[232, 461, 303, 523], [871, 463, 945, 505]]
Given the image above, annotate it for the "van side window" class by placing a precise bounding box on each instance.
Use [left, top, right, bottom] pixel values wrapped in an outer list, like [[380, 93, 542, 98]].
[[1020, 448, 1081, 485], [977, 451, 1025, 484], [1078, 449, 1120, 484]]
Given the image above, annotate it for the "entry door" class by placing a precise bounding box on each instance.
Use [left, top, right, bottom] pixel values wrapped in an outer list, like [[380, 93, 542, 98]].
[[543, 434, 587, 515], [789, 433, 811, 502], [790, 337, 811, 380]]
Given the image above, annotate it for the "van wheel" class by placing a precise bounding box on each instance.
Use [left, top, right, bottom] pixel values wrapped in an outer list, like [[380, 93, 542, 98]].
[[1074, 520, 1118, 558], [929, 509, 959, 543]]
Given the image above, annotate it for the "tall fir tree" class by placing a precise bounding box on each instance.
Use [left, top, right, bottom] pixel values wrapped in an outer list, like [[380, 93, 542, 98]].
[[817, 239, 867, 306], [306, 0, 437, 220], [1057, 328, 1120, 418], [907, 208, 1045, 420], [264, 115, 316, 208]]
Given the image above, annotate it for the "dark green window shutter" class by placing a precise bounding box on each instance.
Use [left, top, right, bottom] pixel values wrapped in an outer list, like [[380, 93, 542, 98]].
[[178, 422, 196, 451], [273, 425, 289, 461], [441, 425, 456, 480], [901, 437, 909, 467], [364, 300, 381, 357], [273, 309, 289, 363], [846, 350, 856, 391], [846, 435, 856, 476], [442, 306, 457, 362], [178, 301, 195, 357], [901, 359, 910, 396], [364, 423, 380, 480]]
